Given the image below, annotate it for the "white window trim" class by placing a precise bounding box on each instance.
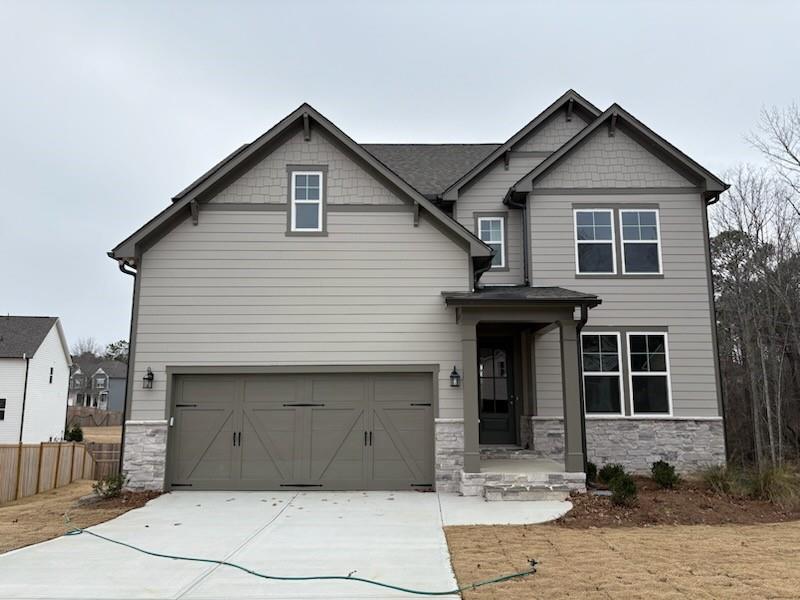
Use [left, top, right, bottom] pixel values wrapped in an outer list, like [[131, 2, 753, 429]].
[[290, 171, 324, 232], [626, 331, 673, 417], [477, 216, 505, 269], [573, 208, 616, 275], [581, 331, 625, 417], [619, 209, 663, 275]]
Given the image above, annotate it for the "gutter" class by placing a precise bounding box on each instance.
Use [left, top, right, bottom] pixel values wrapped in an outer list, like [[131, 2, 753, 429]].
[[504, 187, 531, 286], [18, 354, 30, 443]]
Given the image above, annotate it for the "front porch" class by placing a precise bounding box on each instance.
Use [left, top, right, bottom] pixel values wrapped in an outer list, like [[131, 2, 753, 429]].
[[443, 286, 601, 499]]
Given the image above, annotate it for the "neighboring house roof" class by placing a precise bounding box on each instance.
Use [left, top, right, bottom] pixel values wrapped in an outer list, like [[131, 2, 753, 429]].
[[71, 356, 128, 380], [443, 286, 601, 307], [111, 103, 493, 263], [509, 104, 729, 203], [362, 144, 500, 198], [0, 316, 59, 358], [439, 89, 602, 201]]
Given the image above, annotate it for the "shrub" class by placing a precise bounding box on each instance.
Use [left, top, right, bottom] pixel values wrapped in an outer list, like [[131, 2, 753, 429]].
[[748, 464, 800, 510], [586, 461, 598, 484], [598, 463, 626, 485], [609, 472, 638, 507], [64, 425, 83, 442], [651, 460, 679, 489], [701, 464, 749, 497], [93, 473, 128, 499]]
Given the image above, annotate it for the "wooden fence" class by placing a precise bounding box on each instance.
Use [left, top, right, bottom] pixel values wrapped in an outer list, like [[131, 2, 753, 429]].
[[0, 442, 121, 504], [67, 407, 124, 427]]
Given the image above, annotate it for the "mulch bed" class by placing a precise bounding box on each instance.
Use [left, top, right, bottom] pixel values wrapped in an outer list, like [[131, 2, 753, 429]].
[[556, 476, 800, 528], [92, 490, 162, 511]]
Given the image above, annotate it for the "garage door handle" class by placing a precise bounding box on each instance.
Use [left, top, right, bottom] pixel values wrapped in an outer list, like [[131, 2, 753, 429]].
[[369, 431, 372, 446], [364, 431, 368, 446], [238, 431, 241, 446], [233, 431, 236, 446]]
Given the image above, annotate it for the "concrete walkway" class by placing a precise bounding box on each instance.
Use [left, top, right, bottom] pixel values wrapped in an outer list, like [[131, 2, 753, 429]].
[[0, 491, 570, 600]]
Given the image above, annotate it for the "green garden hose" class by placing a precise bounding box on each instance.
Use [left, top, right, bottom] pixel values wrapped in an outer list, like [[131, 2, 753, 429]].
[[63, 518, 536, 596]]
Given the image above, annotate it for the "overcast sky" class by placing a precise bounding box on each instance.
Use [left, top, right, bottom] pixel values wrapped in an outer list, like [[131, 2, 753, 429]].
[[1, 0, 798, 349]]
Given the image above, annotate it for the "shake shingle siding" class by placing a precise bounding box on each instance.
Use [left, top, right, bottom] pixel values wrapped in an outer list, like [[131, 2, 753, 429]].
[[514, 113, 588, 153]]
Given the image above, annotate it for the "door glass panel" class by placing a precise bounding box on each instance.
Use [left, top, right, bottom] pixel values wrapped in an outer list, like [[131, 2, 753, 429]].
[[480, 378, 494, 400]]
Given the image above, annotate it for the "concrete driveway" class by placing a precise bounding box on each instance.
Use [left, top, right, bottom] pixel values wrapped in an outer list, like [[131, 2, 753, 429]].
[[0, 491, 569, 600]]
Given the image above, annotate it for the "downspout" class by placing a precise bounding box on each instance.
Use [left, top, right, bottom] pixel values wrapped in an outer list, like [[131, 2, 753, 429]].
[[19, 353, 30, 443], [112, 254, 138, 473], [504, 187, 530, 286], [576, 304, 589, 474]]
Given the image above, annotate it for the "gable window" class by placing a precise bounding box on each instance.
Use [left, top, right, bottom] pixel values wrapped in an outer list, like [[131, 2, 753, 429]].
[[628, 333, 671, 415], [581, 333, 622, 414], [620, 210, 661, 273], [574, 209, 615, 274], [290, 171, 324, 232], [95, 376, 106, 389], [477, 216, 506, 269]]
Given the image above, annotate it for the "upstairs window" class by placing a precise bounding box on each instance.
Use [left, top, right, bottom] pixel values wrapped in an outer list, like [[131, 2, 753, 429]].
[[477, 216, 506, 269], [581, 333, 623, 415], [95, 376, 106, 389], [290, 171, 323, 232], [628, 333, 671, 415], [574, 209, 615, 274], [621, 210, 661, 274]]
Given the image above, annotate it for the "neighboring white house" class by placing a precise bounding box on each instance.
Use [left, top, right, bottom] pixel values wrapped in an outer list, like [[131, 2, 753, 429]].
[[0, 316, 71, 443]]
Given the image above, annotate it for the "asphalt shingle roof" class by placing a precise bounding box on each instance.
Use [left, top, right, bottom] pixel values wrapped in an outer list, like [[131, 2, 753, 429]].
[[443, 286, 600, 306], [72, 355, 128, 378], [0, 316, 58, 358], [362, 144, 501, 198]]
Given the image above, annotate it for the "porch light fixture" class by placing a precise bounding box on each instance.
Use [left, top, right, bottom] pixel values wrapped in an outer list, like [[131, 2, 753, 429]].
[[449, 366, 461, 387], [142, 367, 154, 390]]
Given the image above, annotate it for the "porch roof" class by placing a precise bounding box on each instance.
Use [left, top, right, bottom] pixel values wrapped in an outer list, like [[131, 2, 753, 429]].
[[442, 286, 600, 308]]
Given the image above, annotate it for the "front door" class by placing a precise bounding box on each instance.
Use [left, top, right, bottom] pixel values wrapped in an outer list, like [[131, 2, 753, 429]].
[[478, 340, 516, 444]]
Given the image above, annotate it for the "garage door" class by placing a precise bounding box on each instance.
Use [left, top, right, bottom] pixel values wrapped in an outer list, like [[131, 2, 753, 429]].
[[166, 372, 434, 491]]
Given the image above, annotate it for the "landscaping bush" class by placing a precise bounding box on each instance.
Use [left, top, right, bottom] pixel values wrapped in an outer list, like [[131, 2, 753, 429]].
[[598, 463, 626, 485], [748, 464, 800, 510], [609, 472, 638, 507], [651, 460, 679, 489], [93, 473, 128, 499], [701, 465, 748, 496], [64, 425, 83, 442], [586, 461, 597, 484]]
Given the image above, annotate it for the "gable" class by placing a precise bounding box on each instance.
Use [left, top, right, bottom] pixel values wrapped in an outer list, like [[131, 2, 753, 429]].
[[535, 126, 693, 189], [211, 128, 404, 206], [513, 112, 588, 153]]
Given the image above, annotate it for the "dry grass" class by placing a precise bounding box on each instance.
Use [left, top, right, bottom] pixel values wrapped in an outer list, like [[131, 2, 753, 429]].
[[445, 522, 800, 599], [82, 426, 122, 443], [0, 480, 155, 554]]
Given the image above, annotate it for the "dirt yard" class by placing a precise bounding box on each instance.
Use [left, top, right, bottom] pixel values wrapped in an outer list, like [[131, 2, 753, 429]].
[[81, 426, 122, 443], [445, 521, 800, 599], [0, 480, 158, 554]]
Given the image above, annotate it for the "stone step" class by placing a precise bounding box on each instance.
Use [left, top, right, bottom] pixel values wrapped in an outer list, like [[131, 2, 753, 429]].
[[479, 446, 545, 460], [484, 483, 571, 502]]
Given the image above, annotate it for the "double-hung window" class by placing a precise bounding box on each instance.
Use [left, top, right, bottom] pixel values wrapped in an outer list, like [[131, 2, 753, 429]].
[[581, 333, 623, 414], [477, 216, 506, 269], [95, 376, 106, 389], [0, 399, 5, 420], [620, 210, 661, 274], [574, 209, 615, 274], [290, 171, 323, 232], [628, 333, 671, 415]]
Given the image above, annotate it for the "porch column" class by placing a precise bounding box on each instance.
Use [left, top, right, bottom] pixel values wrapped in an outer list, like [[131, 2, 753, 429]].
[[559, 319, 586, 472], [461, 320, 480, 473]]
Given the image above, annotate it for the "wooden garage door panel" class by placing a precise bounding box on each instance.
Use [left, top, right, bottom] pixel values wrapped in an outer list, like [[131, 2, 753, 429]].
[[240, 406, 299, 482]]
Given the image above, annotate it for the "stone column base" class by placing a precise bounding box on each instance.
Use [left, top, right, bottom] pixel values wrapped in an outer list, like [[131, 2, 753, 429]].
[[435, 418, 464, 493], [122, 420, 168, 491]]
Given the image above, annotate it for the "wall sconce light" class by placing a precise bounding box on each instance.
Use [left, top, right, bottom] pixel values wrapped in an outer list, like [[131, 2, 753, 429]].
[[449, 366, 461, 387], [143, 367, 154, 390]]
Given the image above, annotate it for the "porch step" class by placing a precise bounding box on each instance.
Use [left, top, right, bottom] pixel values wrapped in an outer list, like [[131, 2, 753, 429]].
[[484, 483, 571, 502], [480, 446, 542, 460]]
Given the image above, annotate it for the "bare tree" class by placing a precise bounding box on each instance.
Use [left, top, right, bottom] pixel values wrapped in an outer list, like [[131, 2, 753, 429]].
[[70, 337, 101, 357], [748, 103, 800, 216]]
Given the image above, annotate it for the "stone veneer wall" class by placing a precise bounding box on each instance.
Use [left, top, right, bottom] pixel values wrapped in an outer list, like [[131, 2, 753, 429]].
[[435, 418, 464, 492], [523, 417, 726, 473], [122, 420, 168, 491]]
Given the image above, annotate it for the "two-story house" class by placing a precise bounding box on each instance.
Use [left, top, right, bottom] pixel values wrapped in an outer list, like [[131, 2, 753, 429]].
[[110, 90, 727, 497], [68, 355, 127, 412]]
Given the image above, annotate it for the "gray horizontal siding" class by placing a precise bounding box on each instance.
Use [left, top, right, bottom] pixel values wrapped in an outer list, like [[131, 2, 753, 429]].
[[131, 210, 469, 421], [530, 191, 719, 417]]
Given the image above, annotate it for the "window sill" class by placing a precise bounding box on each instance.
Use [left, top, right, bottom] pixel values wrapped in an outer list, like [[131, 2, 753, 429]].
[[285, 230, 328, 237], [575, 273, 664, 279]]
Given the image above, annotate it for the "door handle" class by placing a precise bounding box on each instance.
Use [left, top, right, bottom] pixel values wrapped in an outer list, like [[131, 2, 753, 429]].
[[233, 431, 236, 447], [238, 431, 241, 446], [369, 431, 373, 446], [364, 431, 368, 446]]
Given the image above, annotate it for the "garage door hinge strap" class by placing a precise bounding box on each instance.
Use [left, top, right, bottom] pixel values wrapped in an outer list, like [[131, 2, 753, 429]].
[[280, 484, 323, 487], [175, 403, 197, 407], [282, 403, 326, 407], [410, 403, 431, 406]]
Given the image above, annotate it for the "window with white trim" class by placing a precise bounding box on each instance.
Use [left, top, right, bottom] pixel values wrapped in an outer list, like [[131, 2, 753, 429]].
[[290, 171, 323, 232], [49, 367, 54, 384], [94, 376, 106, 389], [628, 333, 671, 414], [478, 217, 505, 268], [0, 398, 5, 420], [581, 333, 623, 414], [574, 209, 615, 274], [620, 209, 661, 273]]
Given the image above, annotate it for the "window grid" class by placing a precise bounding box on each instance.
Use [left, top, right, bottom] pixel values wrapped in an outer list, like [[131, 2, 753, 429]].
[[478, 217, 505, 268], [574, 209, 616, 274], [581, 332, 624, 416], [291, 171, 323, 232], [627, 332, 672, 416], [619, 209, 662, 274]]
